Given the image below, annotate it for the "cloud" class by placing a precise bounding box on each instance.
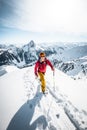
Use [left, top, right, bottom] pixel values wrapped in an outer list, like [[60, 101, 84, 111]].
[[0, 0, 87, 34]]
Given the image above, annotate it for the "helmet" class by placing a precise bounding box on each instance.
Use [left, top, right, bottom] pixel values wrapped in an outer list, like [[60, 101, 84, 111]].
[[39, 52, 46, 57]]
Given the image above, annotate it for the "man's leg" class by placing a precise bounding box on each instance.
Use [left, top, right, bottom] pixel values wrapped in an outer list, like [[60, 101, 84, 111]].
[[38, 72, 46, 93]]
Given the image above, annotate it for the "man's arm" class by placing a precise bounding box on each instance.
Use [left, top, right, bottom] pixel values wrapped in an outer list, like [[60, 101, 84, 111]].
[[46, 59, 54, 71], [34, 62, 39, 76]]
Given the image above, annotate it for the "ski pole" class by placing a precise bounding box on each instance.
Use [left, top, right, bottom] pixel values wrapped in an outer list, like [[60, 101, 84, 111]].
[[53, 71, 56, 91]]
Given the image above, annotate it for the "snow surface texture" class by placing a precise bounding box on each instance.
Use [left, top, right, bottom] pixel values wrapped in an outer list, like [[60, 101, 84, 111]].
[[0, 65, 87, 130]]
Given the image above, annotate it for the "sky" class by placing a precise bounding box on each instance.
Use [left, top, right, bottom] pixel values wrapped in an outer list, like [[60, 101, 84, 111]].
[[0, 0, 87, 45]]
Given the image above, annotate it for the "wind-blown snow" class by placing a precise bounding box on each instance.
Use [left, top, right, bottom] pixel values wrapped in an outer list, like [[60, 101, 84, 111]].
[[0, 65, 87, 130]]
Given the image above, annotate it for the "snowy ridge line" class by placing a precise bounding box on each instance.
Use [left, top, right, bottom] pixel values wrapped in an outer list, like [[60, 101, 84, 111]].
[[23, 68, 87, 130], [27, 74, 77, 128], [23, 72, 58, 130], [23, 73, 76, 130], [47, 84, 87, 130]]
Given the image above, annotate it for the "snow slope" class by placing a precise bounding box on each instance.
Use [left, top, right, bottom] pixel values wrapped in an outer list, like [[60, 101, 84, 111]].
[[0, 66, 87, 130]]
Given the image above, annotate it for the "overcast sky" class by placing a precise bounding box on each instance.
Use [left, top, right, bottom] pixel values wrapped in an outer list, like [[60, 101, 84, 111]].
[[0, 0, 87, 44]]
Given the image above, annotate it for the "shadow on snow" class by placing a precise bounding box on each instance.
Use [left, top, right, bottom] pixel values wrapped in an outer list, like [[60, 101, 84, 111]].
[[7, 87, 48, 130]]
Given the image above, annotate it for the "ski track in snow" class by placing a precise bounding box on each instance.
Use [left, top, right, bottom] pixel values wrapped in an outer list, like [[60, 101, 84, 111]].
[[46, 81, 87, 130], [24, 68, 87, 130], [23, 69, 76, 130]]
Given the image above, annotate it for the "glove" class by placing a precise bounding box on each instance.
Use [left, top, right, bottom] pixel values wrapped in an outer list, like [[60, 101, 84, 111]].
[[35, 72, 38, 77]]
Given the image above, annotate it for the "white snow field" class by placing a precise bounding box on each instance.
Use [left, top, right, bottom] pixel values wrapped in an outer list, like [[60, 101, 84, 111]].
[[0, 65, 87, 130]]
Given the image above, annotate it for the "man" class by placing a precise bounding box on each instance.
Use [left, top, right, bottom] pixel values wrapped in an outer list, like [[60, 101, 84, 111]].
[[34, 52, 54, 94]]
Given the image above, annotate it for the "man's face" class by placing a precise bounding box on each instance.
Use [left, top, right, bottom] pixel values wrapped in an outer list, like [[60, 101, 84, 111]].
[[40, 56, 45, 62]]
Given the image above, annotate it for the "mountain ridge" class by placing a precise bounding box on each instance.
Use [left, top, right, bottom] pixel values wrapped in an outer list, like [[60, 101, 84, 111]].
[[0, 41, 87, 78]]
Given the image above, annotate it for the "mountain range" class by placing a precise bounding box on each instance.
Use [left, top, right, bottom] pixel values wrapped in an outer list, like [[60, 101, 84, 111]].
[[0, 41, 87, 79]]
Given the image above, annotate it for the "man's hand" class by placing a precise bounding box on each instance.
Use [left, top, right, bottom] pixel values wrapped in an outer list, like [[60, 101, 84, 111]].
[[35, 72, 38, 79], [35, 72, 38, 76]]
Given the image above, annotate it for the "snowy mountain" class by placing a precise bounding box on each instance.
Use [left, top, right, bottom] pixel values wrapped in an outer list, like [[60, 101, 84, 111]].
[[0, 65, 87, 130], [22, 40, 38, 64], [0, 41, 87, 78], [53, 45, 87, 78], [0, 44, 22, 66], [0, 41, 38, 67]]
